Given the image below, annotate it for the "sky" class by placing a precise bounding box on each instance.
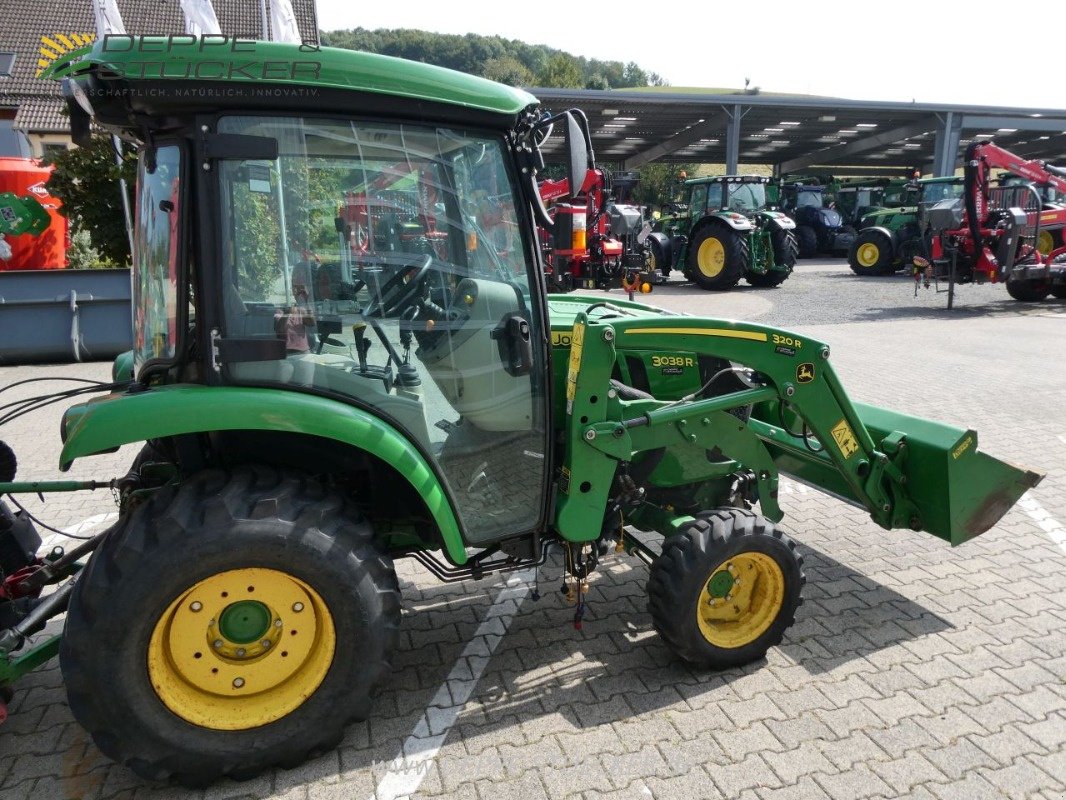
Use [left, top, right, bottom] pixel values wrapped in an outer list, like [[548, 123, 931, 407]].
[[315, 0, 1065, 111]]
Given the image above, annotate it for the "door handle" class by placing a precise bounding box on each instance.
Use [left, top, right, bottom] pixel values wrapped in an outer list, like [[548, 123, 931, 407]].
[[490, 312, 533, 377]]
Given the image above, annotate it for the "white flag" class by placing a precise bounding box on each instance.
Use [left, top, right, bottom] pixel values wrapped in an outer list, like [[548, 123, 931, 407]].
[[268, 0, 301, 43], [92, 0, 126, 36], [180, 0, 222, 36]]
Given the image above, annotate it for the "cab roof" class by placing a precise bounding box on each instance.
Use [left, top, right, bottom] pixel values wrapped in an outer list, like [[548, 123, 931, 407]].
[[73, 36, 538, 117]]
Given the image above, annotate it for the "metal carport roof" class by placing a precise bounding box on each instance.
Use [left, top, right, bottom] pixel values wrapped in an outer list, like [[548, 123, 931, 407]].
[[525, 87, 1066, 177]]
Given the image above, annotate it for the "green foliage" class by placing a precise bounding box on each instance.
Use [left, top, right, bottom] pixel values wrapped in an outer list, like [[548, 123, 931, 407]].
[[231, 179, 282, 300], [65, 226, 118, 269], [631, 162, 695, 206], [321, 28, 666, 89], [537, 54, 583, 88], [44, 135, 136, 266]]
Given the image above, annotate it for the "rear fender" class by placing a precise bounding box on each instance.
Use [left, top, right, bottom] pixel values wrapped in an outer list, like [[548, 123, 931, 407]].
[[59, 384, 469, 563]]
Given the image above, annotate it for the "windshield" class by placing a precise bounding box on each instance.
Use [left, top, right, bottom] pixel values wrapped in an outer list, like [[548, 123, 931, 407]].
[[922, 182, 964, 203], [727, 182, 766, 213], [216, 115, 547, 543], [794, 189, 822, 208]]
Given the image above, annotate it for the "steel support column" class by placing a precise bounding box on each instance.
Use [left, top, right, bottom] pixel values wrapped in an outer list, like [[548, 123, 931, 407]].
[[725, 105, 742, 175], [932, 112, 963, 177]]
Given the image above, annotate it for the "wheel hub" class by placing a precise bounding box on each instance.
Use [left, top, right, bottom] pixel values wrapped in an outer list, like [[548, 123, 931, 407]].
[[696, 553, 785, 648], [857, 243, 879, 267], [697, 237, 726, 277], [148, 567, 335, 730]]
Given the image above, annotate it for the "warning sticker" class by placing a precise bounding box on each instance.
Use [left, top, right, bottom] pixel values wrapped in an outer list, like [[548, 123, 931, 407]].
[[830, 418, 859, 459], [565, 322, 585, 415]]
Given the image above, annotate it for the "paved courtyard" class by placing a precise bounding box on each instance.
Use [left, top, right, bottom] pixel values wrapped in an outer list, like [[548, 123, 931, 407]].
[[1, 261, 1064, 800]]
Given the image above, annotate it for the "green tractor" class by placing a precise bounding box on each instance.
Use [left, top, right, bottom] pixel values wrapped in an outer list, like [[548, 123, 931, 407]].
[[0, 38, 1041, 785], [648, 175, 798, 290], [848, 177, 963, 276]]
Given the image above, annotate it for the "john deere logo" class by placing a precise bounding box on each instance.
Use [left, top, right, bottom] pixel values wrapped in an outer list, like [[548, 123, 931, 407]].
[[796, 363, 815, 383], [36, 33, 96, 79]]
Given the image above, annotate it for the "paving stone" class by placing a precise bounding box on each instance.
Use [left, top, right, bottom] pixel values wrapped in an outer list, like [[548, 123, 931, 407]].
[[812, 764, 893, 800], [869, 751, 948, 794], [979, 757, 1064, 800], [707, 754, 782, 796]]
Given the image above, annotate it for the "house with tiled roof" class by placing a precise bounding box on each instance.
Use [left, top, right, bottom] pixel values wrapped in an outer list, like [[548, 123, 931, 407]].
[[0, 0, 318, 158]]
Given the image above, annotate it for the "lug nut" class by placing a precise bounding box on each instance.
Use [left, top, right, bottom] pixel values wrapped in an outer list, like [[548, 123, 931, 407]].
[[275, 619, 283, 627], [232, 678, 245, 689], [190, 601, 203, 612], [261, 639, 272, 648], [213, 639, 223, 649], [292, 602, 304, 613], [235, 648, 246, 657]]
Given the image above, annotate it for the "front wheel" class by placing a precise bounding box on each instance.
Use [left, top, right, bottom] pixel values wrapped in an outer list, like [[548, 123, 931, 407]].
[[61, 466, 400, 786], [686, 225, 747, 291], [848, 229, 896, 276], [647, 508, 804, 668], [747, 228, 797, 288]]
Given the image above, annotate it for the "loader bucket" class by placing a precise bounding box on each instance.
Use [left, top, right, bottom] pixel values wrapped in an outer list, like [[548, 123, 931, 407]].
[[855, 402, 1043, 545]]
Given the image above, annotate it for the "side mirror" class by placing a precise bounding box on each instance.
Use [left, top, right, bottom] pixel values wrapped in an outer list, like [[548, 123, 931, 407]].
[[563, 110, 593, 195]]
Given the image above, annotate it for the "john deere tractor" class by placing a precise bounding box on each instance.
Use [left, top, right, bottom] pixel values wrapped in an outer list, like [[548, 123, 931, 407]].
[[848, 177, 963, 276], [648, 175, 798, 290], [0, 38, 1041, 786]]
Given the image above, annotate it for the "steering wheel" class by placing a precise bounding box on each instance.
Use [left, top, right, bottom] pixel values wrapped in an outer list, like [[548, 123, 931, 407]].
[[363, 254, 435, 318]]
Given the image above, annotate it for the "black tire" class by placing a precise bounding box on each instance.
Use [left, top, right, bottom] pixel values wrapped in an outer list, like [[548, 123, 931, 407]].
[[647, 233, 672, 277], [61, 466, 400, 786], [848, 229, 896, 276], [686, 225, 746, 291], [648, 508, 804, 668], [795, 225, 818, 258], [747, 228, 797, 288], [1005, 278, 1050, 301]]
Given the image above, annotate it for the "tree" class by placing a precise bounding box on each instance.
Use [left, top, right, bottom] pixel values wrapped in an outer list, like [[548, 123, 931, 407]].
[[536, 54, 584, 88], [45, 135, 136, 266], [482, 56, 534, 87], [632, 162, 696, 207]]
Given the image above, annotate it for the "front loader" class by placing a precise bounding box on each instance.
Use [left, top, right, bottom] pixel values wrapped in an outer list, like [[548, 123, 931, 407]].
[[0, 37, 1042, 786]]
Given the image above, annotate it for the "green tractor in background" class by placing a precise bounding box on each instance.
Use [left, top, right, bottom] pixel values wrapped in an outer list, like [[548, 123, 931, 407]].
[[0, 37, 1042, 787], [848, 177, 963, 276], [648, 175, 798, 290], [998, 174, 1066, 256]]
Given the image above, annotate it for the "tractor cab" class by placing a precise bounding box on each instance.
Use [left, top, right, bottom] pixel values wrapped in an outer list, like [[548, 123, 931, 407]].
[[62, 39, 603, 549]]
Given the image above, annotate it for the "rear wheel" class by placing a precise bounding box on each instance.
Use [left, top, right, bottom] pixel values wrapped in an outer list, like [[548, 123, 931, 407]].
[[648, 508, 804, 668], [848, 229, 895, 275], [61, 466, 400, 786], [795, 225, 818, 258], [687, 225, 746, 291]]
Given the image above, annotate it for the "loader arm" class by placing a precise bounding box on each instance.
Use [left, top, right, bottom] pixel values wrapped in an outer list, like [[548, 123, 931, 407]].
[[555, 311, 1042, 547]]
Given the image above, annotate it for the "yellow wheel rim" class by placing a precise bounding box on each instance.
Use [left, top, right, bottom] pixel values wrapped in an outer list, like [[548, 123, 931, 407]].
[[1037, 229, 1054, 255], [696, 552, 785, 649], [147, 567, 335, 730], [856, 242, 881, 267], [697, 237, 726, 277]]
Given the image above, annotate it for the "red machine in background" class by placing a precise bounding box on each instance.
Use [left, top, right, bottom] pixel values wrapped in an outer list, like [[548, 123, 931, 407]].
[[538, 168, 661, 293], [0, 158, 68, 271], [919, 141, 1066, 303]]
